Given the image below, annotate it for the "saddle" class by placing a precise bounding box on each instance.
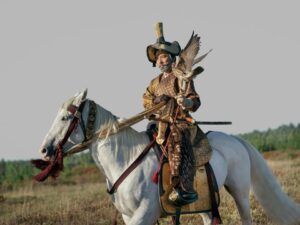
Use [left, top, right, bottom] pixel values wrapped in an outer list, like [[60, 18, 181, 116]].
[[147, 123, 221, 221], [159, 161, 220, 216]]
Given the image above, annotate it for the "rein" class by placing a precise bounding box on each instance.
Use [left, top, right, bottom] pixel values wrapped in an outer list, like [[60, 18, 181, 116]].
[[107, 133, 157, 194]]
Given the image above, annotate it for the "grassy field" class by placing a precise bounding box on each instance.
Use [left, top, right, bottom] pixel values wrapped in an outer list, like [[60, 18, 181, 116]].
[[1, 150, 299, 225]]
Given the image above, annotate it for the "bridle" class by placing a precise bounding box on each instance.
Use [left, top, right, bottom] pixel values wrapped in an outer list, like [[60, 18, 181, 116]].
[[32, 99, 166, 183], [32, 100, 97, 182], [67, 100, 97, 143]]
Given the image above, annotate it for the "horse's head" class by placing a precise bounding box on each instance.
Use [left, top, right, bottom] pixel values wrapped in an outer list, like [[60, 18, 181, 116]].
[[39, 89, 88, 161]]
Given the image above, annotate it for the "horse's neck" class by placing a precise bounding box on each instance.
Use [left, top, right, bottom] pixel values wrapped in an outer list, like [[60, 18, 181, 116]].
[[90, 102, 150, 182]]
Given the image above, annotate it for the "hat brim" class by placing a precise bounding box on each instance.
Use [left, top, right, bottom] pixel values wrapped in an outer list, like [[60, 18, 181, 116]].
[[147, 41, 181, 63]]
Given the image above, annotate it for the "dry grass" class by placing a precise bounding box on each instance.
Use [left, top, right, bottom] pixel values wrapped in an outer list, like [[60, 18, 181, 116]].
[[0, 151, 299, 225], [0, 183, 119, 225]]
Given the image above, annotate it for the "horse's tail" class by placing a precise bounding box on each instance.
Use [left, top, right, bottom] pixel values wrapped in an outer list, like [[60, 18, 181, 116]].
[[235, 136, 300, 225]]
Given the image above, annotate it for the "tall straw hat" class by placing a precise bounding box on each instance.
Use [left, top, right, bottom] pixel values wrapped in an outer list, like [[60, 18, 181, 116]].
[[146, 22, 181, 66]]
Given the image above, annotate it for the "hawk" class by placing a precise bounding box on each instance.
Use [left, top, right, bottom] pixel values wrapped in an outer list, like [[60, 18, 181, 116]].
[[173, 32, 212, 95]]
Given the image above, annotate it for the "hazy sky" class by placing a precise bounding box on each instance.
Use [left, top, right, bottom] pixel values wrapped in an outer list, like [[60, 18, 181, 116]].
[[1, 0, 299, 160]]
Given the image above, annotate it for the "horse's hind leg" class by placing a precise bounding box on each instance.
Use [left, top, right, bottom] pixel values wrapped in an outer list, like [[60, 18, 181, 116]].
[[200, 185, 252, 225], [221, 138, 253, 225], [228, 188, 251, 225], [225, 175, 252, 225], [200, 212, 212, 225]]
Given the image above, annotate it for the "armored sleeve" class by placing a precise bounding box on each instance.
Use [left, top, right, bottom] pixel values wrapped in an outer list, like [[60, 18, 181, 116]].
[[185, 80, 201, 112], [143, 76, 160, 110]]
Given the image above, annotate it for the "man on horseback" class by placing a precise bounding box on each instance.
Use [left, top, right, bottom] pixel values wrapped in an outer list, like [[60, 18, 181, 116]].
[[143, 23, 211, 206]]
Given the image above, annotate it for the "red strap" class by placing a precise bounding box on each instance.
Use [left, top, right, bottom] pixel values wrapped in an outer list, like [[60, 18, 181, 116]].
[[107, 135, 157, 194], [111, 209, 118, 225], [67, 105, 78, 114]]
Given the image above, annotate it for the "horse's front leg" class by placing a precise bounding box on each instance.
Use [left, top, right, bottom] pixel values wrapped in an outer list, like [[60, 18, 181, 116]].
[[122, 214, 131, 224], [125, 200, 161, 225]]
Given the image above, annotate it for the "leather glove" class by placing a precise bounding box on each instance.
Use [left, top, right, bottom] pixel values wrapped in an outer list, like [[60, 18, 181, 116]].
[[153, 95, 170, 104], [176, 96, 193, 109]]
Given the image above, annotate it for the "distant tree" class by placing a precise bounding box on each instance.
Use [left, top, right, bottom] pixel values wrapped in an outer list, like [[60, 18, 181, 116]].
[[0, 159, 6, 184], [239, 123, 300, 152]]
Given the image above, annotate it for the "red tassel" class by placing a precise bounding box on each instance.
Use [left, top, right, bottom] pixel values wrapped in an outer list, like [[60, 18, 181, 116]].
[[151, 150, 165, 184], [151, 159, 163, 184], [151, 170, 159, 184], [111, 209, 118, 225], [32, 161, 55, 181], [31, 146, 64, 182], [212, 217, 222, 225], [31, 159, 50, 170]]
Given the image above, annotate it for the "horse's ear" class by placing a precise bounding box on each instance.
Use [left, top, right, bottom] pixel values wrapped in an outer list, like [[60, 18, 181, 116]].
[[73, 89, 88, 107]]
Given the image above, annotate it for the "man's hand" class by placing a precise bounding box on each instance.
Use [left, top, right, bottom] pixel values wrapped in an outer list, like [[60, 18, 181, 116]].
[[154, 95, 170, 104], [176, 96, 193, 109]]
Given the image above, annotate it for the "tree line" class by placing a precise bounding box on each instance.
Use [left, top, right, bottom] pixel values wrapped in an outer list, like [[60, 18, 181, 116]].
[[0, 152, 95, 191], [239, 123, 300, 151]]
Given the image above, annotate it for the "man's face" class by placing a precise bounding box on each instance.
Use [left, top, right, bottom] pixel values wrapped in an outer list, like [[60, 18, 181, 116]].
[[156, 53, 172, 73]]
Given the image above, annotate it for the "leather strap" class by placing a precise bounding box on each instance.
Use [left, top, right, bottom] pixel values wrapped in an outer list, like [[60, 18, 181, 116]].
[[171, 207, 181, 225], [107, 135, 157, 194], [205, 163, 222, 224], [175, 208, 181, 225]]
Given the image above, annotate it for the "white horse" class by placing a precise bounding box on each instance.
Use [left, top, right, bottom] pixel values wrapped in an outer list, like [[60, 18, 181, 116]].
[[39, 90, 300, 225]]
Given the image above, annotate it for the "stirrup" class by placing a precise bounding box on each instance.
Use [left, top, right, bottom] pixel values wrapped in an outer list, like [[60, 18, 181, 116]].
[[168, 188, 198, 206]]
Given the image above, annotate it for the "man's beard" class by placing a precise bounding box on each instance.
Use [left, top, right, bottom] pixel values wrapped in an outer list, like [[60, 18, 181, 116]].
[[159, 62, 172, 73]]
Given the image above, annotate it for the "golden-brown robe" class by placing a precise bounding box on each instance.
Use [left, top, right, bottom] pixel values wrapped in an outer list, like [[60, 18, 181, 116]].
[[143, 72, 201, 114], [143, 72, 208, 191]]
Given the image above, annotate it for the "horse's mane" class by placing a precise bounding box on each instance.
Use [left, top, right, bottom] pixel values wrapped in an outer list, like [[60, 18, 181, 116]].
[[95, 102, 150, 167], [63, 96, 119, 137]]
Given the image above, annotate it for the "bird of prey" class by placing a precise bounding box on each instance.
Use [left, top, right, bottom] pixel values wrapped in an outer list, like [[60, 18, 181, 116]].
[[172, 32, 212, 95]]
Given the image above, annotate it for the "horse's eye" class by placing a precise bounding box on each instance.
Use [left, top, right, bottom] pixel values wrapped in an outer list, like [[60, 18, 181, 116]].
[[61, 116, 68, 121]]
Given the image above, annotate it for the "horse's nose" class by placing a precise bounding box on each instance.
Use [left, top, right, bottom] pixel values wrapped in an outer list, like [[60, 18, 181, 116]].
[[39, 147, 49, 159], [41, 148, 47, 154], [40, 148, 48, 157], [39, 143, 55, 160]]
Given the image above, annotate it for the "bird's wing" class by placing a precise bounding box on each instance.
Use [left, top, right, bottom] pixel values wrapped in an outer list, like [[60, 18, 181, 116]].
[[177, 32, 200, 73], [193, 49, 213, 66]]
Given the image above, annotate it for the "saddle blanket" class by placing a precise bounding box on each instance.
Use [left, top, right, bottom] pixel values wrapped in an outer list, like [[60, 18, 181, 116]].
[[159, 161, 220, 216]]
